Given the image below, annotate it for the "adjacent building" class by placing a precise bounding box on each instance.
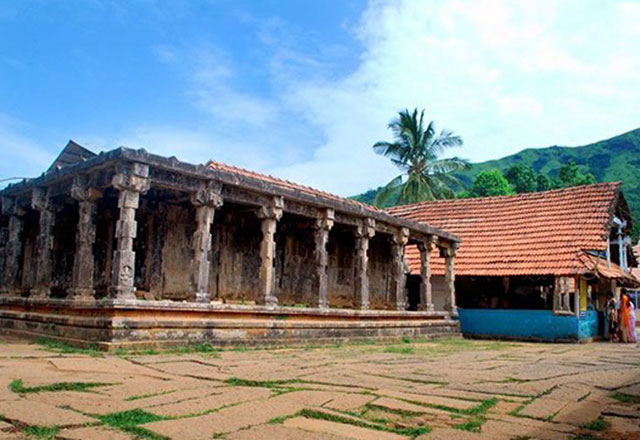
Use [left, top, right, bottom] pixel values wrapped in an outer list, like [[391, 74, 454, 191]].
[[390, 183, 638, 342]]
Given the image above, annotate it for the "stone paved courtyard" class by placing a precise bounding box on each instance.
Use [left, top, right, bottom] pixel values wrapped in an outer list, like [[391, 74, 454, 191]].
[[0, 336, 639, 439]]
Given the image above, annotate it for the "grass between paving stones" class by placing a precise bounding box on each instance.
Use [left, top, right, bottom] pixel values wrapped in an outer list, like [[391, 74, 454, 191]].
[[34, 337, 103, 356], [294, 408, 431, 438], [611, 392, 640, 404], [9, 378, 114, 394], [20, 424, 60, 440], [509, 385, 559, 420], [383, 345, 414, 355], [98, 409, 170, 440], [581, 417, 610, 431], [125, 390, 177, 401]]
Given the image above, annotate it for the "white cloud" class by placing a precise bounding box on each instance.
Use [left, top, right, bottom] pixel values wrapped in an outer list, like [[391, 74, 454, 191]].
[[63, 0, 640, 197], [0, 114, 54, 186]]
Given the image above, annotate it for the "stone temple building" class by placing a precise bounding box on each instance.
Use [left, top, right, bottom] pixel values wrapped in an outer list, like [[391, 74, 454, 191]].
[[0, 142, 461, 349]]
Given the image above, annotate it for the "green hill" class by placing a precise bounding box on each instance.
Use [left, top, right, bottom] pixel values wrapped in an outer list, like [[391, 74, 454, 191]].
[[352, 128, 640, 228]]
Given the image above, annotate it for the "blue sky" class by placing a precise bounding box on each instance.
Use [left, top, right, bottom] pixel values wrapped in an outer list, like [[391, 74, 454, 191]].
[[1, 0, 639, 195]]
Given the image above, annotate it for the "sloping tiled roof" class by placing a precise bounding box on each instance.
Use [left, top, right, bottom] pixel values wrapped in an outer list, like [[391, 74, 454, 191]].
[[388, 183, 622, 277], [206, 160, 389, 215]]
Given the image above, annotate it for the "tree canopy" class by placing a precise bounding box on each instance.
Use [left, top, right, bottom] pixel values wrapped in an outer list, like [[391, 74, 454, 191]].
[[372, 108, 469, 206], [467, 170, 514, 197]]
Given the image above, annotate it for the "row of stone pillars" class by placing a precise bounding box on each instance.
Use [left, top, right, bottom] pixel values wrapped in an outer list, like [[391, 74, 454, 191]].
[[1, 162, 456, 313]]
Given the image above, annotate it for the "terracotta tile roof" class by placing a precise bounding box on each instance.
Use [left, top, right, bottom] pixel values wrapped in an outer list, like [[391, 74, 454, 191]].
[[388, 183, 622, 277], [206, 159, 388, 213]]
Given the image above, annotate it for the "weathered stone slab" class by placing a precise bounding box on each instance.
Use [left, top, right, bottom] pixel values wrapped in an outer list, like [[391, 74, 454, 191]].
[[379, 389, 477, 411], [418, 427, 482, 439], [322, 393, 376, 412], [553, 401, 603, 425], [149, 386, 272, 417], [284, 417, 406, 440], [58, 427, 132, 440], [226, 423, 351, 440], [0, 400, 93, 426], [144, 391, 339, 440]]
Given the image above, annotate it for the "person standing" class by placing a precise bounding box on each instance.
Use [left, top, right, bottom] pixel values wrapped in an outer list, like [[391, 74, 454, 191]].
[[605, 294, 618, 342], [629, 297, 637, 343], [619, 292, 631, 343]]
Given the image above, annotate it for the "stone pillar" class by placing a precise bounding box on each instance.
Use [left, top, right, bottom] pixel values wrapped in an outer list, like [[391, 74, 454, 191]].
[[109, 163, 150, 300], [314, 209, 334, 309], [30, 188, 55, 298], [257, 196, 283, 307], [0, 197, 23, 294], [190, 181, 223, 303], [417, 238, 435, 311], [354, 218, 375, 310], [443, 243, 458, 316], [68, 182, 101, 299], [391, 227, 409, 311]]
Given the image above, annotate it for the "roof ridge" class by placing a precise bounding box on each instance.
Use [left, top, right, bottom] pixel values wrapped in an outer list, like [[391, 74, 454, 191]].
[[205, 159, 380, 213], [388, 181, 621, 212]]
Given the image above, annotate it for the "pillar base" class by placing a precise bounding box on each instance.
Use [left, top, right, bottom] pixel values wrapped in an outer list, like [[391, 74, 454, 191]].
[[194, 292, 210, 303], [67, 288, 95, 300], [318, 301, 328, 310], [357, 301, 370, 310], [29, 288, 50, 299], [418, 304, 435, 312], [109, 286, 136, 300], [396, 302, 407, 311], [265, 296, 278, 308]]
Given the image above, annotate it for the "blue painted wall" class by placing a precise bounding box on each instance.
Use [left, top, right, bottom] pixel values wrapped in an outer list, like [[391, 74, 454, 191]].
[[458, 309, 598, 342]]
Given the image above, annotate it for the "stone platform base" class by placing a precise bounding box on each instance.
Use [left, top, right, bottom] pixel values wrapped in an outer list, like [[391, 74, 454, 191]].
[[0, 297, 460, 350]]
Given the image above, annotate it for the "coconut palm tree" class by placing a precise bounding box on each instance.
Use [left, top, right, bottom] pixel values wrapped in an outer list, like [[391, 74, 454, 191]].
[[373, 108, 469, 206]]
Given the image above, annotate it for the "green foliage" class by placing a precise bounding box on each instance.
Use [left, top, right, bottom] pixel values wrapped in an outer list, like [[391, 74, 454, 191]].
[[611, 392, 640, 404], [580, 417, 610, 431], [372, 108, 469, 206], [383, 345, 414, 354], [504, 164, 538, 193], [9, 378, 113, 394], [21, 425, 60, 440], [34, 337, 103, 356], [557, 160, 596, 187], [354, 127, 640, 237], [468, 170, 514, 197], [98, 409, 169, 440]]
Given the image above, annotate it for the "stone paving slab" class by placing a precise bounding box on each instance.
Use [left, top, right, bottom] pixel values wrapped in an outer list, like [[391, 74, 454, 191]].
[[226, 423, 351, 440], [1, 337, 640, 439], [284, 417, 406, 440], [58, 426, 133, 439], [0, 399, 94, 426]]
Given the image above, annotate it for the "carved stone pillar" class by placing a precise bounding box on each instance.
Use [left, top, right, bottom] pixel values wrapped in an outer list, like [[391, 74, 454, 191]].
[[257, 196, 283, 307], [391, 227, 409, 311], [30, 188, 55, 298], [354, 218, 375, 310], [443, 243, 458, 316], [68, 182, 101, 299], [0, 197, 23, 294], [417, 238, 435, 311], [314, 209, 334, 309], [109, 163, 150, 300], [190, 181, 223, 303]]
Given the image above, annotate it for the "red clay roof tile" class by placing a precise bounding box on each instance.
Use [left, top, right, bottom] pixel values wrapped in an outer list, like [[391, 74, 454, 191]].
[[388, 183, 621, 277]]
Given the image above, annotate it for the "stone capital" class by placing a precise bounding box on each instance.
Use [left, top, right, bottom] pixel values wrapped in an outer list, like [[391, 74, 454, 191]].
[[191, 181, 223, 208], [70, 181, 102, 203], [417, 236, 436, 253], [31, 188, 53, 212], [257, 196, 284, 221], [112, 162, 150, 194], [1, 196, 22, 217], [391, 227, 409, 246], [314, 208, 334, 231], [355, 218, 375, 239]]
